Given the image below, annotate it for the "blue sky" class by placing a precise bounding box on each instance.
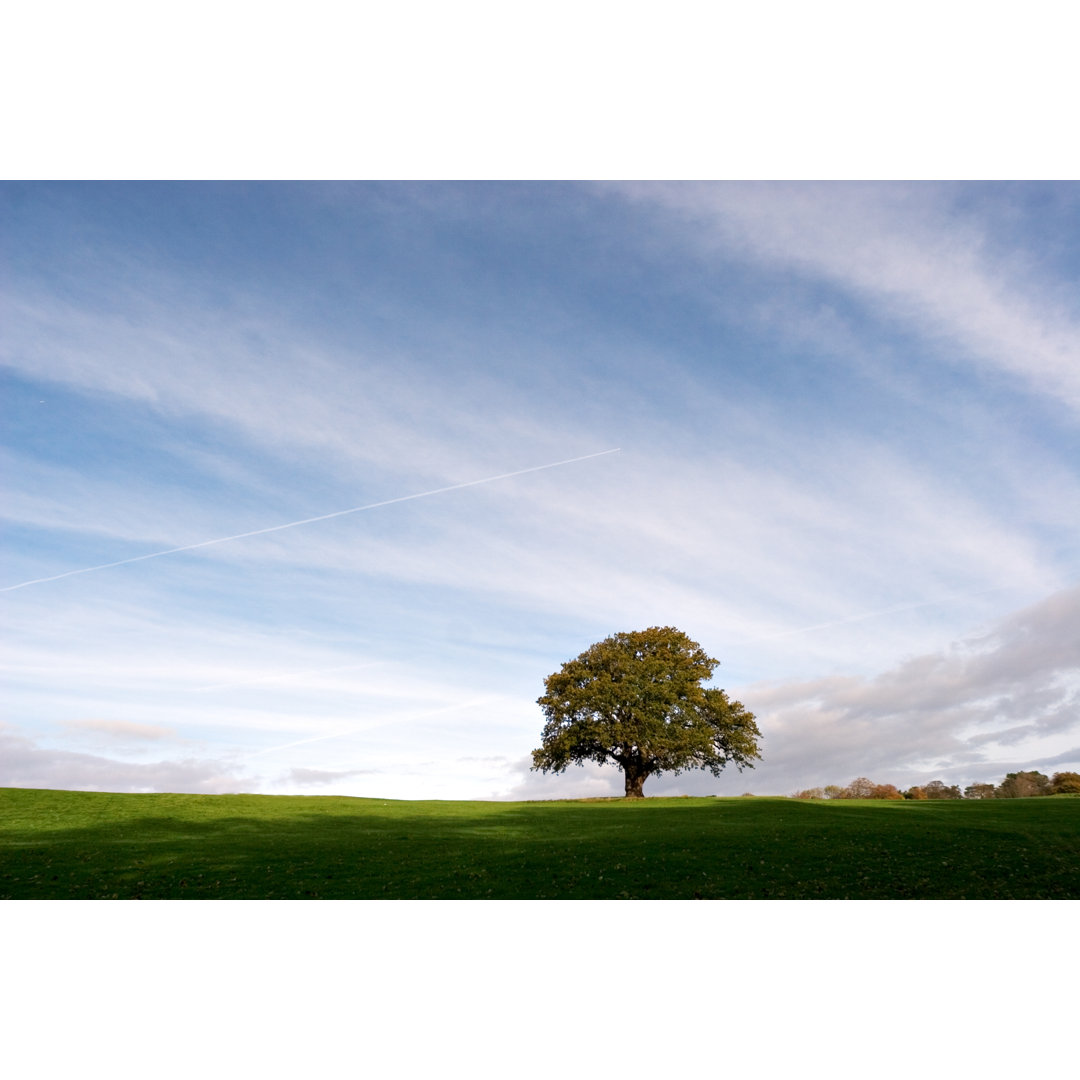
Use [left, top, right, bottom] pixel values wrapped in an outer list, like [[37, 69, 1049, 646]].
[[3, 181, 1079, 798]]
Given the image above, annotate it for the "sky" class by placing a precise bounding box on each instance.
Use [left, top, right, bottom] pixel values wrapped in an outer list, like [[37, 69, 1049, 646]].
[[3, 180, 1079, 800]]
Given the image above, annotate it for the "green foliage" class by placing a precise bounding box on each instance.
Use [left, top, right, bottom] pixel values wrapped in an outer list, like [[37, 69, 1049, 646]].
[[2, 787, 1078, 900], [532, 626, 761, 797]]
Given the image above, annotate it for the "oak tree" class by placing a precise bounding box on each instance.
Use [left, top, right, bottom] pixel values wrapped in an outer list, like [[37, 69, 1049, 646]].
[[531, 626, 762, 798]]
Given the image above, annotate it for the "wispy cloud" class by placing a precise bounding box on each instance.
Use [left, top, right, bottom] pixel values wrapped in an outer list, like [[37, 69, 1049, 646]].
[[728, 585, 1080, 794], [0, 726, 253, 794], [61, 718, 175, 741], [1, 449, 620, 592], [3, 183, 1077, 799], [282, 767, 378, 786], [249, 697, 498, 757], [615, 182, 1080, 413], [504, 587, 1080, 799]]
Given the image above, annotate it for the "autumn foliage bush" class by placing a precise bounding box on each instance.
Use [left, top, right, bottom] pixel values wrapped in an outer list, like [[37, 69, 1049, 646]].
[[1052, 771, 1080, 794], [791, 778, 906, 800], [791, 770, 1080, 800]]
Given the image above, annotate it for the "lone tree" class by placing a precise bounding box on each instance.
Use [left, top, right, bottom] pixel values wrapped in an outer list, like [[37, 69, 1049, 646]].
[[531, 626, 762, 798]]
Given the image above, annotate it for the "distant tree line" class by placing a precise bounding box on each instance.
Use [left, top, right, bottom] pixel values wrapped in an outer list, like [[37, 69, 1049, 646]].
[[791, 771, 1080, 801]]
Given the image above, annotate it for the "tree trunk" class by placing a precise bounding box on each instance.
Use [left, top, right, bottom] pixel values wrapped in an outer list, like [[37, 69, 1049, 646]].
[[623, 764, 649, 799]]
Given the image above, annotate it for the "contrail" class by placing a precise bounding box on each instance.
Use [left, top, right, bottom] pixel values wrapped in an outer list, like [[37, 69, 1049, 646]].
[[2, 448, 621, 592]]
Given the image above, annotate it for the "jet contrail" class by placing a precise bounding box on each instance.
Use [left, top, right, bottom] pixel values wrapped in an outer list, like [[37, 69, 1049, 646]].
[[2, 448, 621, 592]]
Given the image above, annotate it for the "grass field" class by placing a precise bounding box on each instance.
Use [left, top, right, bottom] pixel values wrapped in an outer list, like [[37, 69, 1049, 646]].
[[2, 787, 1077, 899]]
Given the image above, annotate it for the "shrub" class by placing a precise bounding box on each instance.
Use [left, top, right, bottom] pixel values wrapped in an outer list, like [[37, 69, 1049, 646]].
[[1051, 771, 1080, 795], [844, 777, 877, 798], [997, 771, 1052, 798], [923, 780, 962, 799], [870, 783, 904, 800]]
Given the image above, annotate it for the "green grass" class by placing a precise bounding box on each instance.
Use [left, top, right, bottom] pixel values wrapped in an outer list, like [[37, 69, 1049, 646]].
[[2, 788, 1077, 899]]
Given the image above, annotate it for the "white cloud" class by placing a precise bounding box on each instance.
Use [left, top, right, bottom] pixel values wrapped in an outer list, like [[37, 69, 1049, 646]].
[[3, 587, 1076, 801], [1, 285, 591, 494], [4, 183, 1077, 801], [734, 585, 1080, 793], [0, 726, 253, 794], [282, 767, 377, 786], [61, 718, 175, 741], [498, 587, 1080, 799], [616, 182, 1080, 414], [498, 757, 623, 801]]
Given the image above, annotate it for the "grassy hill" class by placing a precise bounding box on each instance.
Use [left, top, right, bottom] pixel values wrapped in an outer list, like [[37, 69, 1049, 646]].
[[2, 787, 1077, 899]]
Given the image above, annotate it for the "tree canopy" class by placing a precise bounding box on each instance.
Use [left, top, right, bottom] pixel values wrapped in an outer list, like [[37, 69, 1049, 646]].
[[531, 626, 762, 798], [996, 771, 1052, 798], [1051, 771, 1080, 794], [791, 774, 1077, 801]]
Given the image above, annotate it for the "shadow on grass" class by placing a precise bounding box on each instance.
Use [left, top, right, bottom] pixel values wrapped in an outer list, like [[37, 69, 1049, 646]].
[[2, 791, 1078, 899]]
